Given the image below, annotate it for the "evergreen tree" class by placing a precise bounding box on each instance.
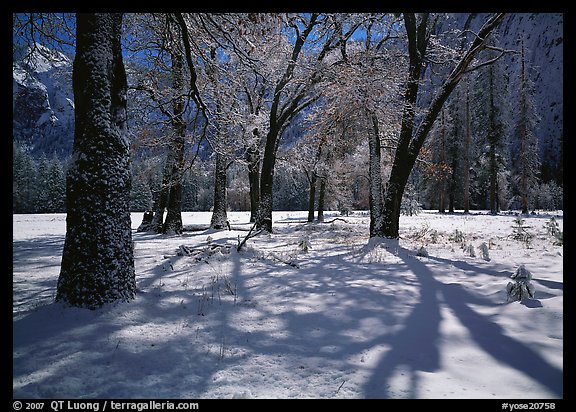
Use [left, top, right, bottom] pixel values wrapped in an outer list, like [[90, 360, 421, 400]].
[[462, 77, 473, 213], [471, 35, 511, 214], [130, 175, 153, 212], [47, 155, 66, 212], [35, 154, 50, 213], [400, 182, 421, 216], [13, 144, 26, 213], [511, 37, 540, 214], [13, 143, 37, 213]]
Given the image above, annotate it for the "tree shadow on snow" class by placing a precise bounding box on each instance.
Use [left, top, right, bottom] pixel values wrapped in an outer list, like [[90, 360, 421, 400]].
[[361, 244, 442, 398], [362, 245, 563, 398], [13, 227, 563, 399]]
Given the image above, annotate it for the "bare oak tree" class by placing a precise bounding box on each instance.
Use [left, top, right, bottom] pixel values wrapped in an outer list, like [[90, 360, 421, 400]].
[[374, 13, 507, 238]]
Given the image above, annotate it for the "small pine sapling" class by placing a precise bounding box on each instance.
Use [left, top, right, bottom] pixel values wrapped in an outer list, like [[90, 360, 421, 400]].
[[416, 245, 429, 257], [297, 237, 312, 253], [506, 264, 536, 302], [553, 231, 563, 246], [545, 217, 563, 246], [510, 216, 534, 246], [463, 243, 475, 257], [479, 242, 490, 261], [449, 229, 465, 244]]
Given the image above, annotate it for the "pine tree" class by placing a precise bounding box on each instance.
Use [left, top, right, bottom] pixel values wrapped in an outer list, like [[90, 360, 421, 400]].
[[511, 36, 540, 214], [471, 35, 511, 214], [400, 182, 421, 216], [47, 155, 66, 212], [35, 154, 50, 213], [462, 77, 473, 213], [130, 175, 153, 212], [13, 143, 37, 213], [506, 264, 535, 302]]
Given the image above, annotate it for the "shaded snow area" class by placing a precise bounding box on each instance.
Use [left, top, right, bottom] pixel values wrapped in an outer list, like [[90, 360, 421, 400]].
[[13, 211, 563, 399]]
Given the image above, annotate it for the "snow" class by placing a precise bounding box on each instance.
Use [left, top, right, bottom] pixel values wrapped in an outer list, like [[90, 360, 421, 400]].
[[13, 210, 563, 399]]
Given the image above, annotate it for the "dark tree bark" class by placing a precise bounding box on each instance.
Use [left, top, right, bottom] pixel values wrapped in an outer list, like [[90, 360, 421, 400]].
[[487, 66, 500, 215], [448, 154, 458, 213], [317, 177, 326, 222], [56, 13, 135, 309], [518, 38, 530, 215], [246, 144, 260, 223], [149, 163, 170, 232], [377, 13, 428, 239], [161, 46, 186, 234], [367, 113, 384, 238], [376, 12, 506, 238], [306, 170, 317, 223], [438, 110, 446, 214], [146, 40, 186, 235], [163, 133, 185, 234], [463, 79, 471, 213], [210, 150, 229, 229], [308, 133, 328, 223], [255, 123, 281, 232]]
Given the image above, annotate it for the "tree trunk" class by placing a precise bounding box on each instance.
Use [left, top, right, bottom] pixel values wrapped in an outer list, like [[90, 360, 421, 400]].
[[255, 14, 319, 233], [246, 145, 260, 223], [378, 13, 425, 239], [448, 156, 457, 213], [463, 79, 471, 213], [163, 132, 185, 234], [255, 125, 280, 232], [210, 151, 229, 229], [488, 66, 499, 215], [519, 39, 529, 215], [317, 177, 326, 222], [307, 171, 317, 223], [150, 163, 170, 233], [378, 13, 506, 238], [438, 110, 446, 214], [367, 113, 384, 238], [489, 142, 498, 214], [161, 49, 186, 234], [381, 164, 412, 239], [56, 13, 135, 309]]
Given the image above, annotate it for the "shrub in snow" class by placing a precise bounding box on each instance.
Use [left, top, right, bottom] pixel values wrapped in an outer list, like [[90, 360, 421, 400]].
[[545, 217, 560, 236], [463, 243, 475, 257], [416, 246, 429, 257], [297, 237, 312, 253], [553, 231, 563, 246], [545, 217, 563, 246], [400, 183, 421, 216], [479, 242, 490, 261], [506, 264, 536, 302], [412, 223, 430, 242], [510, 217, 534, 246], [449, 229, 465, 244]]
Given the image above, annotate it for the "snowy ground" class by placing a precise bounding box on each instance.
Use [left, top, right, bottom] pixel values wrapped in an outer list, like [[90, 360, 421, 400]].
[[13, 210, 563, 399]]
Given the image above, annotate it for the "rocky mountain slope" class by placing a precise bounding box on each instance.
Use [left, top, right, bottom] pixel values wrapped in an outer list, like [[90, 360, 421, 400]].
[[13, 44, 75, 159]]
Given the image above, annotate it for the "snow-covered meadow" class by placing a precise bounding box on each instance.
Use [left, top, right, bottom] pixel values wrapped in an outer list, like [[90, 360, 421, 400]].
[[13, 210, 563, 399]]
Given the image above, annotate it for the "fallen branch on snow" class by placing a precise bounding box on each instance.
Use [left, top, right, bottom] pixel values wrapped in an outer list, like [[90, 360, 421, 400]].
[[322, 217, 349, 224], [237, 223, 263, 252]]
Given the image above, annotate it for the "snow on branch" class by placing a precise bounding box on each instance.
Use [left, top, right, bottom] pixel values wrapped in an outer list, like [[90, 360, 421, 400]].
[[463, 45, 519, 74]]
